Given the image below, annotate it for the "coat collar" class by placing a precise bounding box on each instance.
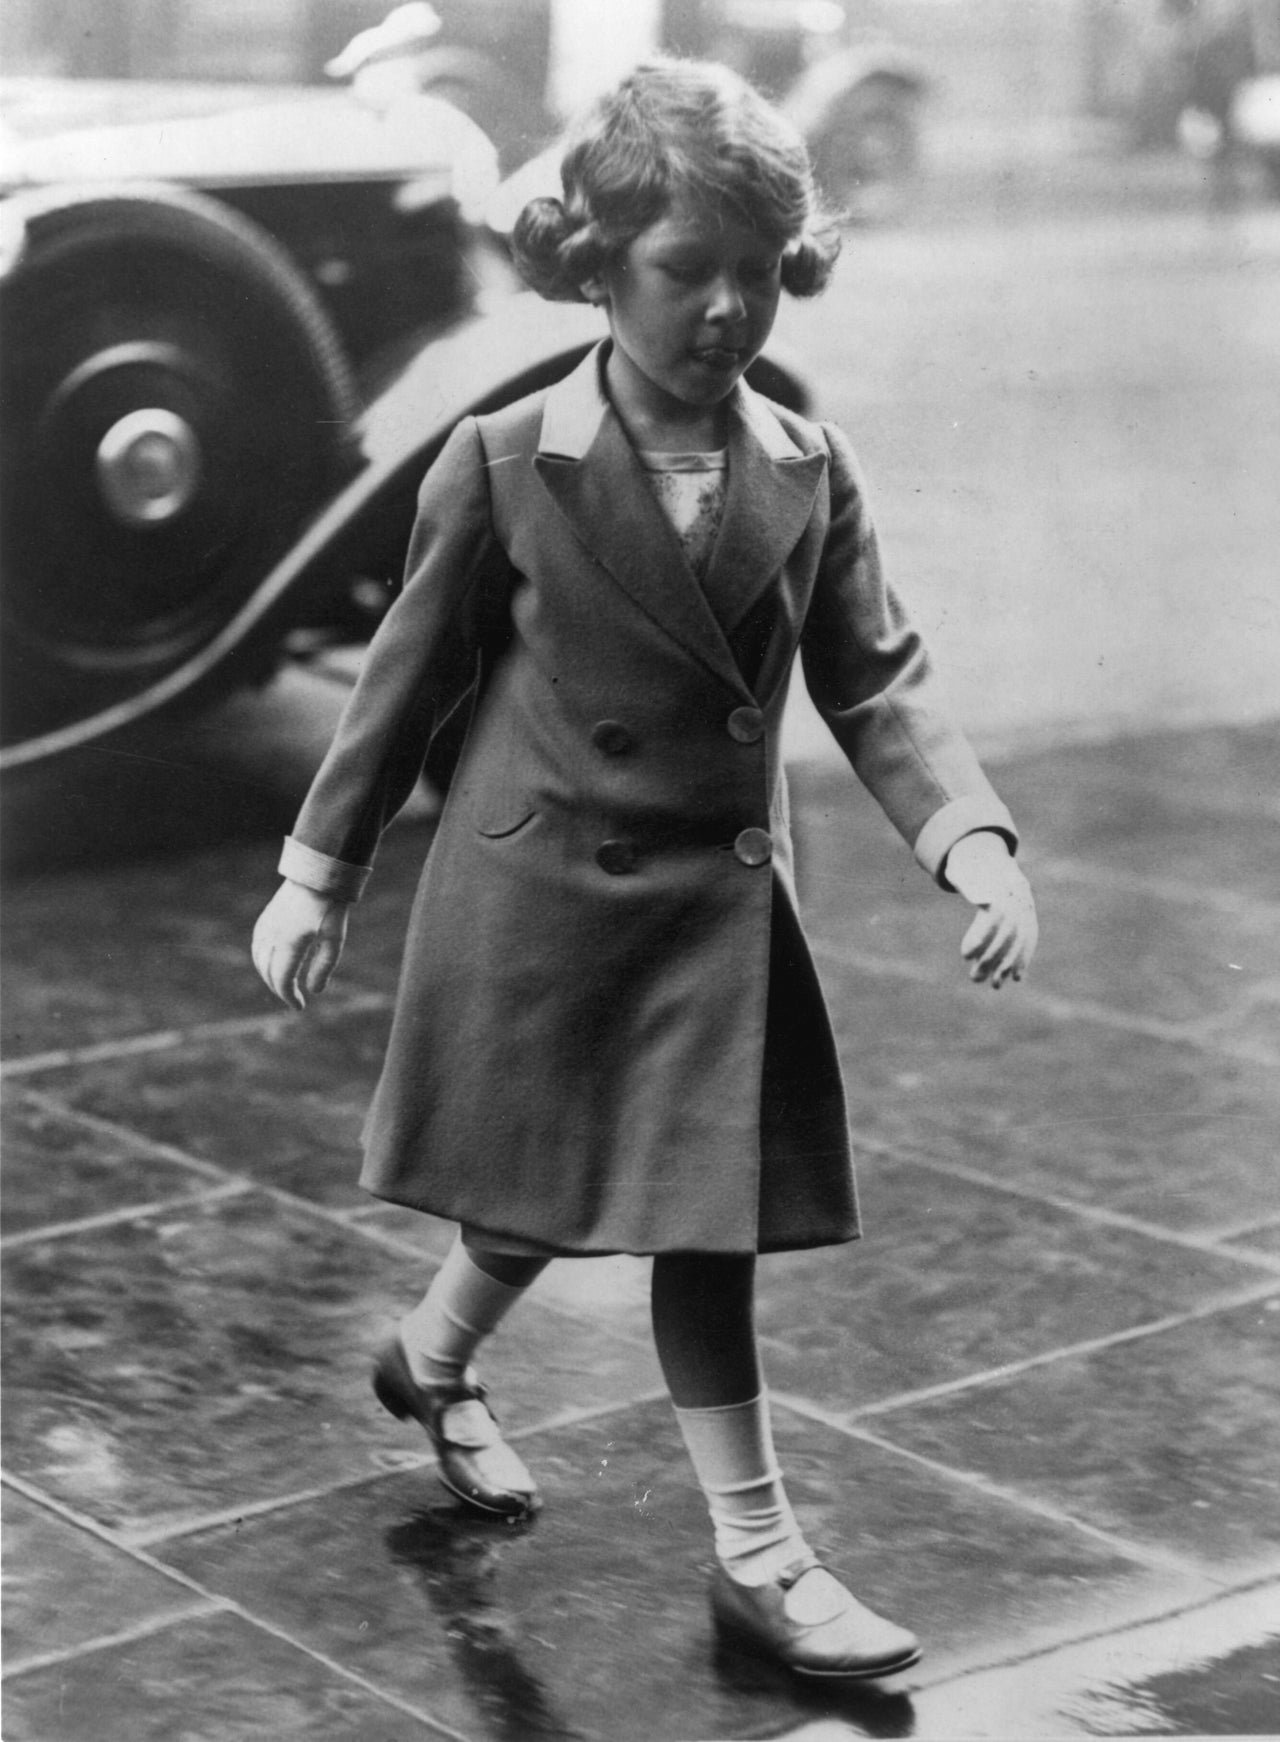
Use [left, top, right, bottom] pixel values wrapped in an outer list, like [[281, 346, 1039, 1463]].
[[534, 343, 826, 697], [537, 339, 805, 464]]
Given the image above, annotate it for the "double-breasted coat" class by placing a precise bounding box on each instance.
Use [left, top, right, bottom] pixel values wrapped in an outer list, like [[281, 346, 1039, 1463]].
[[281, 342, 1017, 1256]]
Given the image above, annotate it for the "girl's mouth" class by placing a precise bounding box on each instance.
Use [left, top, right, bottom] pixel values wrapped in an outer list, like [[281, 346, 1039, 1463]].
[[691, 346, 743, 371]]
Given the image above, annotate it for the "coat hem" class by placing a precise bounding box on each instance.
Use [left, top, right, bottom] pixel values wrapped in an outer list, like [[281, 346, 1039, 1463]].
[[358, 1184, 861, 1258]]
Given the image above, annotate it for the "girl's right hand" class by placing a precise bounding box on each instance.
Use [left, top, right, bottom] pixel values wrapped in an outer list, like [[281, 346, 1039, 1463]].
[[251, 880, 349, 1011]]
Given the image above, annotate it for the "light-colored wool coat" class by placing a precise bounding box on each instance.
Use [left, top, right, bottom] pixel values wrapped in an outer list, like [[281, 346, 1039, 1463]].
[[281, 342, 1017, 1256]]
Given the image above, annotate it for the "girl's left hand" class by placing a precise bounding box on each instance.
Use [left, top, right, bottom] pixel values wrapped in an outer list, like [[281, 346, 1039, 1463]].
[[943, 831, 1039, 989]]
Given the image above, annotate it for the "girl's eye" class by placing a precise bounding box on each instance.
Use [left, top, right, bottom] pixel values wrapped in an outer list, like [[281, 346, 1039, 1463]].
[[661, 260, 710, 284]]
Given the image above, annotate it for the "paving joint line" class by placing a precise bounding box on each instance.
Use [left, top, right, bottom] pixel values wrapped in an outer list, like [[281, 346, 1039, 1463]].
[[25, 1071, 1272, 1295], [847, 1421, 1222, 1583], [1212, 1210, 1280, 1241], [768, 1399, 1221, 1585], [2, 1603, 225, 1682], [776, 1275, 1280, 1426], [123, 1388, 672, 1550], [1033, 853, 1280, 919], [122, 1457, 438, 1550], [907, 1566, 1280, 1696], [873, 1136, 1280, 1273], [9, 1086, 238, 1184], [0, 1181, 253, 1252], [249, 1184, 660, 1347], [0, 991, 393, 1080], [0, 1471, 469, 1740], [810, 939, 1280, 1067], [11, 1085, 659, 1349]]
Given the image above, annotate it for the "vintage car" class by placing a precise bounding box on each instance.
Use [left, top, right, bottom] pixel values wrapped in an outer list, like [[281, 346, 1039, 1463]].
[[0, 28, 811, 769]]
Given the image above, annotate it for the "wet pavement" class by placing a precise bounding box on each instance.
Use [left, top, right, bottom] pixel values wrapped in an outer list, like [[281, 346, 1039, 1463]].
[[3, 696, 1278, 1741], [4, 155, 1280, 1739]]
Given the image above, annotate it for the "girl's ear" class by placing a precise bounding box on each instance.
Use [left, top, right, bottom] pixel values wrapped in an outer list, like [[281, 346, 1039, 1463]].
[[579, 275, 609, 307]]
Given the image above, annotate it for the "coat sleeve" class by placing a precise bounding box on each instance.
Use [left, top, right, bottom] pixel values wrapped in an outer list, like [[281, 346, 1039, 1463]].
[[279, 417, 512, 897], [800, 421, 1017, 883]]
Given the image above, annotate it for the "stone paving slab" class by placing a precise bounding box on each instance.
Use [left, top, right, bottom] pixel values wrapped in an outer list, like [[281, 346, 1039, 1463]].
[[0, 812, 428, 1064], [791, 737, 1280, 1015], [1, 1091, 228, 1239], [3, 719, 1278, 1738], [152, 1400, 1204, 1742], [817, 972, 1280, 1238], [903, 1577, 1280, 1741], [753, 1152, 1276, 1412], [816, 866, 1278, 1033], [0, 1486, 205, 1673], [791, 724, 1280, 890], [985, 722, 1280, 820], [1, 1608, 445, 1742], [986, 730, 1280, 908], [0, 836, 283, 1061], [1, 1188, 661, 1538], [868, 1294, 1280, 1579], [1226, 1223, 1280, 1260], [23, 1006, 393, 1209], [1089, 1628, 1280, 1738]]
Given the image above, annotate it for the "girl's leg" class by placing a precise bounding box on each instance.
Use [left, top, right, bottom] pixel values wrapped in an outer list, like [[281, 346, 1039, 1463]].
[[375, 1228, 548, 1519], [651, 1252, 810, 1586], [398, 1229, 548, 1386], [651, 1251, 921, 1677]]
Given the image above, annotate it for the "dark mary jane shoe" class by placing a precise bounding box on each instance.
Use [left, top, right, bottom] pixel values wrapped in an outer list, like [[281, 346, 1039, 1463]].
[[711, 1556, 921, 1681], [372, 1338, 540, 1520]]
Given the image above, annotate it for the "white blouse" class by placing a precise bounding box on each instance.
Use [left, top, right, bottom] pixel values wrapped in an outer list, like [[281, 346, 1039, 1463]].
[[637, 448, 729, 580]]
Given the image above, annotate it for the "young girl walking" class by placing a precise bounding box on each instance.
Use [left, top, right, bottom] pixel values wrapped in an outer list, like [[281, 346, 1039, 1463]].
[[252, 58, 1037, 1682]]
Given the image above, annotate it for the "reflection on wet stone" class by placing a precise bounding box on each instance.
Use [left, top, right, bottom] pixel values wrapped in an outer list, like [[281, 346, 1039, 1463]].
[[386, 1508, 583, 1741]]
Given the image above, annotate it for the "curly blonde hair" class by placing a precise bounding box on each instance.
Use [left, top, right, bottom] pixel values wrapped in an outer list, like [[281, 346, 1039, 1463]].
[[512, 58, 840, 303]]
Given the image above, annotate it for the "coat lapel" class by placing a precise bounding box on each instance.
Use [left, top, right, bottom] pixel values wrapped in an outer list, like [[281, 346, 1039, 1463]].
[[533, 345, 826, 698], [534, 345, 745, 691], [702, 386, 828, 636]]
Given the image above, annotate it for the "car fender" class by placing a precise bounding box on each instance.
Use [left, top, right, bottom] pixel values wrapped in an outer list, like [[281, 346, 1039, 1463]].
[[0, 79, 496, 205], [781, 43, 930, 143]]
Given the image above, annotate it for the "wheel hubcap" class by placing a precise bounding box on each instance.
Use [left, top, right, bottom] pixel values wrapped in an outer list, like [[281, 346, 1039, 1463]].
[[95, 407, 201, 527]]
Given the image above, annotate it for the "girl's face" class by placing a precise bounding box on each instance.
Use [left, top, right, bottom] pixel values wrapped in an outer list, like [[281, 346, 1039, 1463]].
[[586, 194, 784, 441]]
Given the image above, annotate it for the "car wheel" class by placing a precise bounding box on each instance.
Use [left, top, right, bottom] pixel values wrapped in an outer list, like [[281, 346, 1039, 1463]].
[[0, 184, 358, 744], [811, 81, 923, 224]]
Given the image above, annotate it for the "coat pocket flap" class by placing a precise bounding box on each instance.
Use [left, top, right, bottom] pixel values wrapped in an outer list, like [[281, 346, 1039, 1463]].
[[475, 804, 537, 839]]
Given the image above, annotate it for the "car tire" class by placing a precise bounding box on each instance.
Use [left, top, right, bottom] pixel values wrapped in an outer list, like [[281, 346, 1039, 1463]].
[[0, 183, 358, 744]]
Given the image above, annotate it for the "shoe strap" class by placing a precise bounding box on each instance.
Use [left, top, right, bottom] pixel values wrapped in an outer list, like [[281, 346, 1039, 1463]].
[[438, 1396, 503, 1451], [776, 1554, 823, 1591]]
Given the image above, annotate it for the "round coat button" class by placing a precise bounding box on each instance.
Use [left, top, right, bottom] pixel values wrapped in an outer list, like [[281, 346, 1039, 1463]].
[[596, 840, 639, 875], [734, 828, 772, 867], [591, 720, 634, 756], [727, 706, 764, 744]]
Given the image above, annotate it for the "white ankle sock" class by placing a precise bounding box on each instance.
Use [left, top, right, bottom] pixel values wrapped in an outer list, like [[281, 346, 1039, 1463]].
[[673, 1393, 812, 1587], [399, 1236, 531, 1387]]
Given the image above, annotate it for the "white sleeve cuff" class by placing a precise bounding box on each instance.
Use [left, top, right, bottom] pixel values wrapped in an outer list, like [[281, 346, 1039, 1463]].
[[913, 798, 1019, 887], [278, 836, 372, 903]]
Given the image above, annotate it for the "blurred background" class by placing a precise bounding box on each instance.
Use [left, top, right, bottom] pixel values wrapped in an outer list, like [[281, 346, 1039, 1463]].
[[2, 0, 1278, 830]]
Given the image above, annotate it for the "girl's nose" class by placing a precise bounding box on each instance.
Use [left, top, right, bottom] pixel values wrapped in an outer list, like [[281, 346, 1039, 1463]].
[[707, 274, 747, 324]]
